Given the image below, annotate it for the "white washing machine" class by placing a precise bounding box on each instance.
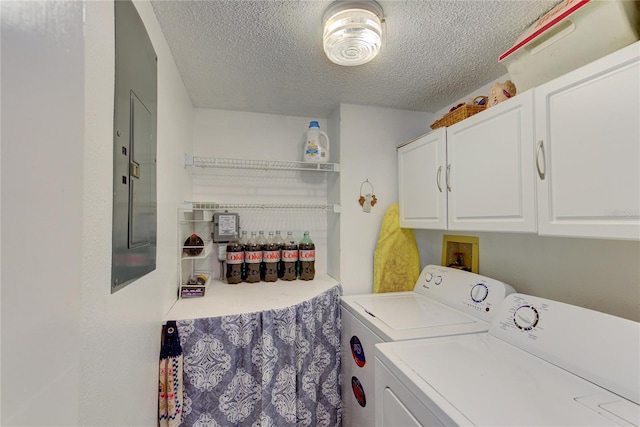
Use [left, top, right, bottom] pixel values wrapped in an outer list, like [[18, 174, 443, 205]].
[[340, 265, 516, 427], [375, 293, 640, 426]]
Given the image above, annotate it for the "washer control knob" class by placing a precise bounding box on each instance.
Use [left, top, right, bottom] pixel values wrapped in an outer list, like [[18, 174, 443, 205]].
[[425, 272, 433, 282], [470, 283, 489, 303], [434, 275, 443, 285], [513, 305, 539, 331]]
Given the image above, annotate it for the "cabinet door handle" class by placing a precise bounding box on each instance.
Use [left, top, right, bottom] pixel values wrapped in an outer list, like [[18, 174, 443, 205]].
[[436, 166, 443, 192], [446, 164, 452, 192], [536, 140, 546, 180]]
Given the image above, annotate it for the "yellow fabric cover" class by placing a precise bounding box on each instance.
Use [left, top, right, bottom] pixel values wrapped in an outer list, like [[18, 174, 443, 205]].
[[373, 203, 421, 293]]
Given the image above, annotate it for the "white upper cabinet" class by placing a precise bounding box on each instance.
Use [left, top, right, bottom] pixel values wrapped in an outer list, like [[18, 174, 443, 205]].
[[535, 42, 640, 240], [398, 128, 447, 229], [398, 42, 639, 240], [446, 90, 536, 232], [398, 91, 536, 233]]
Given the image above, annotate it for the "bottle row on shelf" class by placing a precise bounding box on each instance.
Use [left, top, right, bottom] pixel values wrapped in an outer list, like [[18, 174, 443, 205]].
[[226, 230, 316, 284]]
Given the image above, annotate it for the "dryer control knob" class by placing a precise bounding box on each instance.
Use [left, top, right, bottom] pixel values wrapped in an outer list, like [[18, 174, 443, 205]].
[[470, 283, 489, 303], [513, 305, 539, 331], [434, 275, 443, 285], [425, 272, 433, 282]]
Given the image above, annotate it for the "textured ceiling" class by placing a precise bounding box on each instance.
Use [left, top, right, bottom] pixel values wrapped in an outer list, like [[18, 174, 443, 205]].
[[150, 0, 560, 118]]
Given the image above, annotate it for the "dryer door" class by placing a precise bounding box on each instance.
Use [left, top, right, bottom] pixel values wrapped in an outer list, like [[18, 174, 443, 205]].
[[375, 358, 445, 426], [382, 388, 421, 426]]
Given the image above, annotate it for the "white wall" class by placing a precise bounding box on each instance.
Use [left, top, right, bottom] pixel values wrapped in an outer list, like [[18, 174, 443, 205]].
[[1, 2, 84, 424], [79, 1, 193, 425], [416, 230, 640, 321], [191, 109, 331, 277], [338, 104, 433, 295], [1, 0, 193, 425], [189, 106, 433, 293], [327, 107, 341, 280]]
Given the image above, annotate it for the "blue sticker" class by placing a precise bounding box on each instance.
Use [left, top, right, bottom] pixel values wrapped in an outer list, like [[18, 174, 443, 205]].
[[351, 376, 366, 407], [350, 336, 366, 367]]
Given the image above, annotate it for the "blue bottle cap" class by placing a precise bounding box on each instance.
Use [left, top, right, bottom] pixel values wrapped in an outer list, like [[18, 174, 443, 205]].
[[309, 121, 320, 128]]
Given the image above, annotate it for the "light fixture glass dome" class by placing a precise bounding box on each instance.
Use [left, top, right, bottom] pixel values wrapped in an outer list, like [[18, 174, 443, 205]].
[[323, 1, 383, 66]]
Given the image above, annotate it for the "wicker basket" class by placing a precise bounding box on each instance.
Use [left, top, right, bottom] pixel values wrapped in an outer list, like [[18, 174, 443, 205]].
[[430, 96, 488, 129]]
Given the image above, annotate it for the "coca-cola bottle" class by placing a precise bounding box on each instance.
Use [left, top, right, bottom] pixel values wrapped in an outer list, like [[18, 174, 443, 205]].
[[298, 231, 315, 281], [281, 231, 298, 281], [274, 230, 286, 278], [244, 231, 262, 283], [225, 232, 243, 284], [256, 231, 268, 281], [262, 231, 279, 282], [239, 230, 249, 280]]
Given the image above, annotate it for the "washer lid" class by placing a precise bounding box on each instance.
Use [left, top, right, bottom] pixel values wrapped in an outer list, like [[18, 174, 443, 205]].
[[355, 294, 475, 330], [383, 335, 638, 426]]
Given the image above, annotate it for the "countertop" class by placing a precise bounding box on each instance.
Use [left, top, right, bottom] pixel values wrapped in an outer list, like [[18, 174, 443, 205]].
[[164, 273, 341, 321]]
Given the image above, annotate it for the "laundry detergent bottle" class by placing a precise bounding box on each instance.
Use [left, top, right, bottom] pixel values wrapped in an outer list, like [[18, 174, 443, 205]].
[[303, 121, 330, 163]]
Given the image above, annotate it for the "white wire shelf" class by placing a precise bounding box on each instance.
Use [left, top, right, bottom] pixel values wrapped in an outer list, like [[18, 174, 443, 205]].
[[186, 201, 341, 213], [184, 155, 340, 172]]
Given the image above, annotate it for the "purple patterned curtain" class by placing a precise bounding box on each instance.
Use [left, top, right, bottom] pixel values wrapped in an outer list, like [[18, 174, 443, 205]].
[[174, 285, 342, 426]]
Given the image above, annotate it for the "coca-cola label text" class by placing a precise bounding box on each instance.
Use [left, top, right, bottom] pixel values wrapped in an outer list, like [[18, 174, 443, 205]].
[[245, 251, 262, 263], [299, 249, 315, 261], [282, 249, 299, 261], [263, 250, 280, 262], [226, 251, 244, 264]]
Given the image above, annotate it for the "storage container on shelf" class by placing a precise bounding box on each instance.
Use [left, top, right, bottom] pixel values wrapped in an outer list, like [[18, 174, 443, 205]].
[[499, 0, 639, 92]]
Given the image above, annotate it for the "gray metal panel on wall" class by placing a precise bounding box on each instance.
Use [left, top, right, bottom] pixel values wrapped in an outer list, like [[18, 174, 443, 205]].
[[112, 0, 157, 293]]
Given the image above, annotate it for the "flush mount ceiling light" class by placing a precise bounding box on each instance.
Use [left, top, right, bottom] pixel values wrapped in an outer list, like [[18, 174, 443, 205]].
[[323, 0, 384, 66]]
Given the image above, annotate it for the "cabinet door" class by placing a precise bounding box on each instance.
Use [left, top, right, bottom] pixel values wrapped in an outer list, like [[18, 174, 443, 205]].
[[398, 128, 447, 229], [535, 42, 640, 240], [446, 90, 536, 232]]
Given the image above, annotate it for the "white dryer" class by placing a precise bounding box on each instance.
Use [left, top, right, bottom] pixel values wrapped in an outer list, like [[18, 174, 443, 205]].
[[341, 265, 515, 427], [375, 293, 640, 426]]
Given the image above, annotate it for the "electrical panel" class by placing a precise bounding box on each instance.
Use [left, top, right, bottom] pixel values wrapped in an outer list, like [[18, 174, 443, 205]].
[[111, 0, 158, 293]]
